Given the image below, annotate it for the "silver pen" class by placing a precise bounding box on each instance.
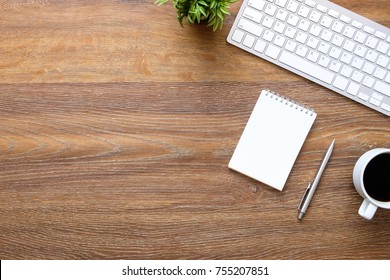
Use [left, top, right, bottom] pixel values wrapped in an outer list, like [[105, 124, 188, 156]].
[[298, 139, 335, 220]]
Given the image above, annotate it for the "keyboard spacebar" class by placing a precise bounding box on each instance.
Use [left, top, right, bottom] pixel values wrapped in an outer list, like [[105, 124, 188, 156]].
[[279, 51, 335, 84]]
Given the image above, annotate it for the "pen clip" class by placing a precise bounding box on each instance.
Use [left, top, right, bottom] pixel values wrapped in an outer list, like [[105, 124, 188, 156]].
[[298, 182, 312, 210]]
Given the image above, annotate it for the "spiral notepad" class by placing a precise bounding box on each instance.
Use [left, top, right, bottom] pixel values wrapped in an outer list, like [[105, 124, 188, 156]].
[[229, 89, 317, 191]]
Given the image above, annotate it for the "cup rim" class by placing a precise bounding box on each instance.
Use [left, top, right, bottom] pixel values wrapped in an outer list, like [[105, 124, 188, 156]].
[[358, 149, 390, 208]]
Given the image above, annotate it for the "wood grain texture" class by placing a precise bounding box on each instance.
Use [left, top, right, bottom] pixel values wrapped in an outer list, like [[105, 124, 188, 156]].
[[0, 0, 389, 259]]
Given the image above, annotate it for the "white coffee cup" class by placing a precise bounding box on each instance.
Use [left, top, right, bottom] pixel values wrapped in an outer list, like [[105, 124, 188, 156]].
[[352, 148, 390, 220]]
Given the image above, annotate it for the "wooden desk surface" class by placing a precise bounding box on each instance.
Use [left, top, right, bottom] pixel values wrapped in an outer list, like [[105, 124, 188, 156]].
[[0, 0, 389, 260]]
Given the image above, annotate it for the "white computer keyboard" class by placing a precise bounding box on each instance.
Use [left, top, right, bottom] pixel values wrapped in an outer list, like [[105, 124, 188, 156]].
[[227, 0, 390, 116]]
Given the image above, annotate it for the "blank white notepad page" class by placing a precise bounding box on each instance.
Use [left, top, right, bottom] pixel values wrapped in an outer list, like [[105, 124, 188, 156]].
[[229, 90, 317, 191]]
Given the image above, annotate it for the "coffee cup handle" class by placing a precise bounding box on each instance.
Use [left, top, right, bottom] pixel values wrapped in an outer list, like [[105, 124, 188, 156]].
[[358, 199, 377, 220]]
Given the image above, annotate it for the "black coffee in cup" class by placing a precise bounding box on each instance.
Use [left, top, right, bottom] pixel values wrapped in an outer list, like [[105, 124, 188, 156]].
[[363, 153, 390, 202]]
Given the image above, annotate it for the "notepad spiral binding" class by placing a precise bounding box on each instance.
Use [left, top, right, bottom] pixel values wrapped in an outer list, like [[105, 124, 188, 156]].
[[264, 90, 315, 116]]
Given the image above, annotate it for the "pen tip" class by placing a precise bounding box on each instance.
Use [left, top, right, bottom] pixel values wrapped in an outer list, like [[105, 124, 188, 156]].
[[330, 139, 336, 149]]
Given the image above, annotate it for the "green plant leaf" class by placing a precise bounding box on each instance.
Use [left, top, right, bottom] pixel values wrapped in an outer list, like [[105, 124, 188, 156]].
[[154, 0, 169, 5], [156, 0, 237, 31]]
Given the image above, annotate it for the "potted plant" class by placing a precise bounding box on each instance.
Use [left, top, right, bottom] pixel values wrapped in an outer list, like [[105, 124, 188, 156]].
[[155, 0, 237, 31]]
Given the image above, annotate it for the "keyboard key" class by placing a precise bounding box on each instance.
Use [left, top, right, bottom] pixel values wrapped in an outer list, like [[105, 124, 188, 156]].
[[298, 5, 310, 18], [369, 97, 381, 107], [340, 15, 351, 24], [285, 40, 297, 52], [309, 10, 322, 23], [350, 79, 368, 95], [351, 20, 363, 29], [351, 57, 364, 69], [276, 9, 288, 21], [316, 4, 327, 13], [243, 7, 263, 23], [354, 45, 367, 57], [285, 26, 297, 38], [362, 62, 375, 74], [340, 65, 352, 77], [265, 45, 281, 59], [321, 30, 333, 41], [340, 52, 353, 64], [363, 26, 374, 34], [343, 26, 356, 38], [296, 32, 308, 44], [354, 31, 367, 44], [377, 55, 389, 68], [333, 76, 348, 90], [374, 67, 386, 79], [238, 18, 263, 36], [307, 37, 319, 49], [309, 24, 322, 36], [365, 36, 378, 48], [332, 34, 344, 47], [351, 71, 364, 82], [307, 50, 319, 62], [362, 76, 375, 87], [358, 92, 370, 101], [296, 45, 308, 57], [365, 50, 378, 62], [274, 21, 286, 33], [265, 3, 277, 16], [320, 15, 333, 28], [254, 39, 267, 53], [305, 0, 315, 7], [298, 19, 310, 32], [343, 40, 355, 52], [263, 30, 275, 42], [318, 42, 330, 54], [286, 0, 299, 13], [347, 82, 359, 95], [328, 9, 339, 19], [248, 0, 266, 11], [329, 47, 341, 59], [318, 55, 330, 67], [262, 16, 275, 28], [331, 21, 344, 33], [375, 31, 386, 40], [374, 81, 390, 97], [329, 60, 341, 72], [381, 103, 390, 112], [373, 92, 384, 101], [274, 35, 286, 47], [243, 34, 256, 48], [232, 29, 244, 43], [376, 41, 389, 54], [287, 14, 299, 26], [275, 0, 287, 7], [279, 51, 335, 83]]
